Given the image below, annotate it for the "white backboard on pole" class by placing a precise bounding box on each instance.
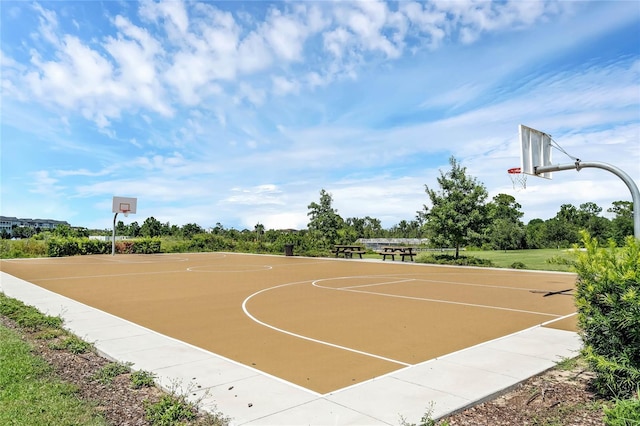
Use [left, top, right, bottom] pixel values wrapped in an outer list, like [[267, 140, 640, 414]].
[[112, 196, 137, 215], [519, 124, 553, 179]]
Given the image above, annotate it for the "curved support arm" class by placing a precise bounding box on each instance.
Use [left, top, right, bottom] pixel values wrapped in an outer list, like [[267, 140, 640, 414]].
[[535, 161, 640, 240]]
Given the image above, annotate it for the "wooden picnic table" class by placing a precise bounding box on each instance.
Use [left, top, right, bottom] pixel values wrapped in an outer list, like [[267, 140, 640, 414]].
[[377, 246, 416, 262], [332, 245, 366, 259]]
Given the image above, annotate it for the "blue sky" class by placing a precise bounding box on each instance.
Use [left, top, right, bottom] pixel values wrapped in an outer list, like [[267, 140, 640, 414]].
[[1, 1, 639, 231]]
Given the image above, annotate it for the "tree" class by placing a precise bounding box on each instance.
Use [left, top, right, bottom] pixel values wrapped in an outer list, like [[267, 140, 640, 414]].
[[140, 217, 162, 238], [128, 221, 141, 237], [487, 193, 524, 222], [545, 204, 581, 247], [115, 220, 128, 236], [421, 156, 489, 258], [490, 218, 525, 251], [182, 223, 203, 239], [577, 202, 610, 243], [254, 223, 265, 242], [525, 218, 547, 249], [485, 194, 525, 250], [307, 189, 344, 247], [608, 200, 634, 244]]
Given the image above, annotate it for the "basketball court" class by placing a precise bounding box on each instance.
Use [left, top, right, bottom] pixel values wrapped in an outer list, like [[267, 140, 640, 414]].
[[0, 252, 581, 424]]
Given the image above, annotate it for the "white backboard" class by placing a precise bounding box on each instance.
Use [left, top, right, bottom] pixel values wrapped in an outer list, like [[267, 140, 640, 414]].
[[112, 196, 137, 214], [519, 124, 553, 179]]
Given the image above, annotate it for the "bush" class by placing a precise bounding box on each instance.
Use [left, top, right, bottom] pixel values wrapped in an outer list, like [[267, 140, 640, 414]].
[[510, 261, 527, 269], [415, 253, 494, 267], [574, 232, 640, 398], [132, 238, 161, 254], [0, 238, 48, 258]]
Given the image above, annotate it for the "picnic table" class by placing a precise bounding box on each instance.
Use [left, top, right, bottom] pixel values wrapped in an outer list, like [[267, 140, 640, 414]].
[[332, 245, 366, 259], [377, 246, 416, 262]]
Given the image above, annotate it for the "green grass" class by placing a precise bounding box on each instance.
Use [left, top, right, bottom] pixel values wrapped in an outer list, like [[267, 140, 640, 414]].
[[462, 249, 576, 272], [363, 248, 576, 272], [0, 325, 107, 426]]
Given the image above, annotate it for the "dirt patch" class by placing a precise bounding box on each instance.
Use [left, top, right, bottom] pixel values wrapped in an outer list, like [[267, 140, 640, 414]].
[[440, 361, 606, 425]]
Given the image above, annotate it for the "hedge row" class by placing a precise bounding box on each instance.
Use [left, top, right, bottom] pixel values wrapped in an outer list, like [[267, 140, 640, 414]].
[[47, 238, 161, 257]]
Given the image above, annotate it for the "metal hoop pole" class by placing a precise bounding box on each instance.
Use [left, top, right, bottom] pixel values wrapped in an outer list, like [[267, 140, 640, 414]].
[[112, 212, 118, 256], [535, 161, 640, 240]]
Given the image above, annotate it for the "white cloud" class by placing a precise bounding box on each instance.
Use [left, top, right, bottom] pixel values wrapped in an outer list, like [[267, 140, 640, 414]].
[[2, 1, 638, 232]]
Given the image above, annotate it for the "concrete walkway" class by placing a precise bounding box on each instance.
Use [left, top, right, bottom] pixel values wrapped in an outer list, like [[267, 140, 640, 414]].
[[1, 271, 582, 425]]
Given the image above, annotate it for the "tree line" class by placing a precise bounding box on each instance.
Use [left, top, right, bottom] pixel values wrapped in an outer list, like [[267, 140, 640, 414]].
[[6, 157, 634, 252]]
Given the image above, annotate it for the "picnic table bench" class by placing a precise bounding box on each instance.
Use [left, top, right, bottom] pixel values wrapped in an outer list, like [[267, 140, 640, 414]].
[[377, 246, 416, 262], [332, 245, 366, 259]]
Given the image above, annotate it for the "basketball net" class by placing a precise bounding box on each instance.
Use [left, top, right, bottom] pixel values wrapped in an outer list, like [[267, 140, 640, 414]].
[[508, 167, 527, 191], [123, 210, 130, 217]]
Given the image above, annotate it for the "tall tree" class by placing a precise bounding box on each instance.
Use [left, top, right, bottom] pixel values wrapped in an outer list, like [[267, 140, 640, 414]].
[[140, 217, 162, 238], [307, 189, 344, 247], [546, 204, 581, 247], [421, 156, 489, 258], [608, 200, 634, 244], [485, 193, 525, 250], [525, 218, 547, 249], [577, 202, 610, 243]]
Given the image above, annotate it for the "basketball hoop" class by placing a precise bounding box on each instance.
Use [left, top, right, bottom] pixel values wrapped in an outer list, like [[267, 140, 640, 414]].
[[508, 167, 527, 191], [122, 210, 130, 218]]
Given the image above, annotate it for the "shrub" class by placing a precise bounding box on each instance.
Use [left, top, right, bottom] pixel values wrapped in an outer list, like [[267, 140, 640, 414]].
[[415, 253, 494, 267], [574, 232, 640, 398], [510, 261, 527, 269], [132, 238, 161, 254], [0, 238, 48, 258], [131, 370, 156, 389], [604, 391, 640, 426], [145, 394, 197, 425]]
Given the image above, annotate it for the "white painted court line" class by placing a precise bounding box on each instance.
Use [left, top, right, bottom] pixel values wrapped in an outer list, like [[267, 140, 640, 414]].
[[33, 270, 188, 281], [312, 276, 562, 318], [242, 280, 411, 367]]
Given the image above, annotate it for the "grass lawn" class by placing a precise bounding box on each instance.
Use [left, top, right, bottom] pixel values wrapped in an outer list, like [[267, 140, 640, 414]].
[[464, 249, 576, 272], [0, 325, 107, 426], [364, 248, 576, 272]]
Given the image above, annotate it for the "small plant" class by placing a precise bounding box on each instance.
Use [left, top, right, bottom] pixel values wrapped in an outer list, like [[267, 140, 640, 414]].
[[91, 361, 132, 384], [546, 255, 574, 265], [34, 328, 66, 340], [399, 402, 450, 426], [49, 335, 92, 354], [604, 391, 640, 426], [145, 394, 197, 425], [510, 261, 527, 269], [131, 370, 156, 389], [555, 356, 580, 371]]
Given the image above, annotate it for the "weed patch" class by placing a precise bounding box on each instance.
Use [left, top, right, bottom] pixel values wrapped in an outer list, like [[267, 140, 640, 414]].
[[49, 335, 93, 354], [91, 361, 132, 385], [131, 370, 156, 389]]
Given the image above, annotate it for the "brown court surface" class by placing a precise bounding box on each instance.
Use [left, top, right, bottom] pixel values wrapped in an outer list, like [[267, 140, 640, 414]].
[[0, 253, 578, 394]]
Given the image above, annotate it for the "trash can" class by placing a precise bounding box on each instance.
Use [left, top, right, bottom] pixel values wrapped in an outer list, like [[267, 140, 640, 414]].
[[284, 244, 294, 256]]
